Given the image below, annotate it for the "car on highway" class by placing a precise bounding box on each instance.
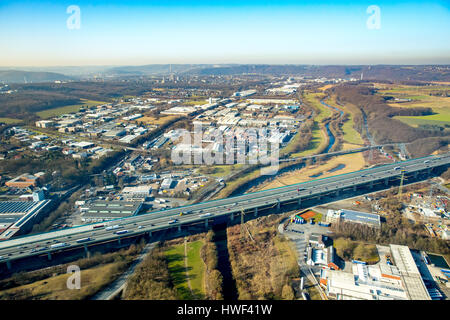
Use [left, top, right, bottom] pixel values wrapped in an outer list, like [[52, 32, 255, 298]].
[[115, 230, 128, 235], [168, 219, 178, 224], [199, 213, 213, 217]]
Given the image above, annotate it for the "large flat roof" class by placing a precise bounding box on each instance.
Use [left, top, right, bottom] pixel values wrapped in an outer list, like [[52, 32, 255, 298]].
[[340, 209, 381, 227]]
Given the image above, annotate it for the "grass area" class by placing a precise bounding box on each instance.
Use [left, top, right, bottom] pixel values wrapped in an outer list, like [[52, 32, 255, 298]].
[[333, 238, 380, 264], [375, 84, 450, 127], [291, 122, 328, 158], [0, 262, 127, 300], [304, 92, 333, 122], [0, 117, 23, 124], [140, 115, 181, 126], [394, 116, 450, 128], [165, 242, 192, 299], [324, 96, 364, 145], [185, 240, 205, 297], [215, 166, 261, 199], [184, 99, 208, 106], [36, 99, 106, 119], [312, 213, 323, 223], [165, 240, 205, 299], [258, 148, 366, 191], [198, 164, 243, 178]]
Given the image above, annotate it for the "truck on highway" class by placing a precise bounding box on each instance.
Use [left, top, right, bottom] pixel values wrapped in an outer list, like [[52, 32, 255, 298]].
[[92, 224, 105, 229], [168, 219, 178, 224], [115, 230, 128, 235], [31, 246, 48, 253], [76, 237, 92, 243], [50, 242, 69, 249]]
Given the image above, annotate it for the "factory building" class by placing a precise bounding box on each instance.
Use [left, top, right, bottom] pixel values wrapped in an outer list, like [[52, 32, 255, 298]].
[[81, 200, 143, 223], [321, 244, 431, 300], [325, 209, 381, 228], [0, 198, 53, 240]]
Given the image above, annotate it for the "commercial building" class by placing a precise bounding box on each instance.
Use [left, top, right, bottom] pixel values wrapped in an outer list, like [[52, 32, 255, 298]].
[[35, 120, 55, 128], [321, 244, 431, 300], [103, 129, 126, 138], [325, 209, 381, 228], [121, 185, 152, 201], [5, 173, 39, 188], [81, 200, 143, 223]]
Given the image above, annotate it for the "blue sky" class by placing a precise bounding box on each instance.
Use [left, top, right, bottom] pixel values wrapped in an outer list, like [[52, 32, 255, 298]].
[[1, 0, 449, 66]]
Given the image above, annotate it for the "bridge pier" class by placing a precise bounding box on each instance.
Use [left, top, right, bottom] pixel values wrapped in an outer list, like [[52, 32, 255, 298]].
[[277, 201, 281, 211], [414, 171, 418, 178], [369, 181, 374, 188], [205, 220, 209, 228], [47, 252, 52, 261], [298, 198, 302, 205], [118, 237, 121, 245], [353, 185, 357, 192], [336, 189, 340, 197], [385, 178, 389, 186], [178, 225, 182, 232], [83, 244, 89, 257], [254, 207, 258, 217], [230, 212, 234, 221], [148, 231, 152, 237], [6, 260, 11, 270]]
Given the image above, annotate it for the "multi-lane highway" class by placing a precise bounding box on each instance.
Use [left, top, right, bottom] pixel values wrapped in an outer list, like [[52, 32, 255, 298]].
[[0, 152, 449, 266]]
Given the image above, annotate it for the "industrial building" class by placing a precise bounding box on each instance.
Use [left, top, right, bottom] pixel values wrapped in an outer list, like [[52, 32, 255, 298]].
[[306, 234, 339, 269], [121, 185, 152, 201], [0, 197, 53, 240], [325, 209, 381, 228], [161, 178, 176, 190], [320, 244, 431, 300], [5, 173, 39, 188], [80, 200, 143, 223]]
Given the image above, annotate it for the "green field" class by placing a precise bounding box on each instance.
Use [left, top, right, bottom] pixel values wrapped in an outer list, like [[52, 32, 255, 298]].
[[324, 97, 364, 145], [291, 122, 327, 158], [341, 113, 364, 144], [376, 84, 450, 128], [185, 240, 205, 297], [304, 93, 333, 122], [184, 99, 208, 106], [165, 240, 205, 299], [0, 117, 23, 124], [36, 99, 106, 119], [394, 105, 450, 127]]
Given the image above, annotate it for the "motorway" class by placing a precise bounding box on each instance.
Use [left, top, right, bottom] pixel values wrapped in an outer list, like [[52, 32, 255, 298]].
[[0, 152, 449, 265]]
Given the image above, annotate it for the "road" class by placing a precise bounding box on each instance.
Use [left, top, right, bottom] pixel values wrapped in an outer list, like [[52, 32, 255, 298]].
[[0, 152, 448, 265], [91, 238, 161, 300]]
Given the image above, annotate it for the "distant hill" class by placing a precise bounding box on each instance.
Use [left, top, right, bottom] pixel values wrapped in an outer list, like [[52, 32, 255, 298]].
[[182, 64, 450, 81], [0, 70, 74, 84], [104, 64, 217, 76]]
